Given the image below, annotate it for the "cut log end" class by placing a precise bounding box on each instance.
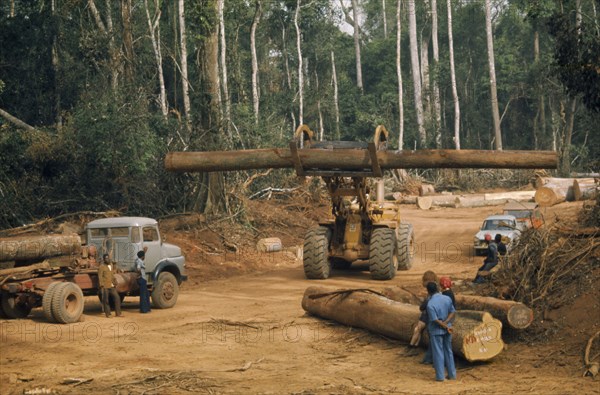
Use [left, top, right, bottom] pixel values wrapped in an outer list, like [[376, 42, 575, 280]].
[[456, 311, 505, 362]]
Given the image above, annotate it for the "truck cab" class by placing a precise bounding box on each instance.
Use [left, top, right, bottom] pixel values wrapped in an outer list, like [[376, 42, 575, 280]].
[[86, 217, 187, 308]]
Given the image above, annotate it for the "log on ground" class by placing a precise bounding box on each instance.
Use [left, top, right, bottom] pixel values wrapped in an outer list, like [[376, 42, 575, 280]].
[[0, 235, 82, 263], [382, 286, 534, 330], [535, 184, 573, 206], [301, 286, 504, 362], [573, 179, 599, 201]]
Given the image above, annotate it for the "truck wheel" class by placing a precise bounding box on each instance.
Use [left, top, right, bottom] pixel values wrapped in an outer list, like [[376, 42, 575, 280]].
[[151, 272, 179, 309], [51, 282, 84, 324], [369, 228, 397, 280], [1, 293, 32, 319], [396, 223, 415, 270], [43, 282, 62, 323], [303, 226, 332, 279]]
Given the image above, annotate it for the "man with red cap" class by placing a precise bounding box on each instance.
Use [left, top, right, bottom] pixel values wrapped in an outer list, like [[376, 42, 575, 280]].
[[473, 233, 498, 284]]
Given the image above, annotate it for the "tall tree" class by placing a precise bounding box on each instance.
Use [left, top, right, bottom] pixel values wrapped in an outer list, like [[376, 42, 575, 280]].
[[431, 0, 442, 147], [484, 0, 502, 150], [251, 0, 262, 125], [407, 0, 425, 146], [295, 0, 304, 125], [179, 0, 192, 135], [144, 0, 168, 118], [121, 0, 135, 83], [447, 0, 460, 149], [396, 0, 404, 150], [331, 51, 340, 140], [382, 0, 388, 39], [218, 0, 231, 136], [351, 0, 364, 93]]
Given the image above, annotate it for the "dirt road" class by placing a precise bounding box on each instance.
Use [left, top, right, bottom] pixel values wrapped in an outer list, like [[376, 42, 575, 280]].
[[1, 204, 598, 394]]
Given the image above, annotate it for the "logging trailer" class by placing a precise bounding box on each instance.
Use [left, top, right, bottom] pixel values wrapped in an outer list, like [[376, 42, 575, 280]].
[[164, 124, 558, 281], [0, 217, 186, 323]]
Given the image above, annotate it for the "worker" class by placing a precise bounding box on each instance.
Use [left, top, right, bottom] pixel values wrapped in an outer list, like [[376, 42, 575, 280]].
[[135, 250, 151, 314], [409, 271, 438, 362], [98, 254, 123, 318], [426, 281, 457, 382], [439, 277, 455, 308], [473, 233, 498, 284], [495, 234, 507, 256]]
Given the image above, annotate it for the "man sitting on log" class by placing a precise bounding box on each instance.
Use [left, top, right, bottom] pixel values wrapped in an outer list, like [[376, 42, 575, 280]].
[[426, 282, 457, 382], [473, 234, 498, 284]]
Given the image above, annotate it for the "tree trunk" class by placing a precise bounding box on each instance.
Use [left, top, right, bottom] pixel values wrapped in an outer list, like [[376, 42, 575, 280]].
[[534, 177, 594, 189], [535, 184, 574, 206], [396, 0, 404, 150], [165, 149, 558, 173], [178, 0, 192, 135], [295, 0, 304, 125], [416, 196, 433, 210], [560, 98, 577, 175], [431, 0, 442, 147], [144, 0, 168, 118], [251, 0, 262, 125], [0, 108, 36, 131], [51, 0, 61, 129], [485, 0, 502, 150], [331, 51, 341, 140], [420, 27, 431, 127], [302, 286, 505, 362], [573, 179, 599, 201], [382, 287, 534, 330], [120, 0, 135, 82], [0, 235, 82, 263], [351, 0, 363, 93], [408, 0, 425, 146], [454, 196, 506, 208], [447, 0, 460, 149], [218, 0, 231, 136], [483, 190, 535, 201], [382, 0, 388, 39], [419, 184, 436, 196]]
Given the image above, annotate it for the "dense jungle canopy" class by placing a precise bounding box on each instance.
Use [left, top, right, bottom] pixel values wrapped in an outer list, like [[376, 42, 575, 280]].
[[0, 0, 598, 228]]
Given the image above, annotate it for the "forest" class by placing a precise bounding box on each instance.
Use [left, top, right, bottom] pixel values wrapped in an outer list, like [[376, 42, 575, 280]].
[[0, 0, 598, 228]]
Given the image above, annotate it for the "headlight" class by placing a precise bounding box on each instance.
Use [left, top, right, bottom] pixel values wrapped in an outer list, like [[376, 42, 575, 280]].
[[473, 237, 480, 244]]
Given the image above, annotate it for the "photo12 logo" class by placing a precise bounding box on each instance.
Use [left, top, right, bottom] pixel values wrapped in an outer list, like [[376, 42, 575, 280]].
[[0, 322, 139, 344]]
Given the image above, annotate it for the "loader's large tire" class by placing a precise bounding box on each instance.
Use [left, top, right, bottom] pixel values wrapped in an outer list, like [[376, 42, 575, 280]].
[[369, 228, 397, 280], [396, 223, 415, 270], [51, 282, 84, 324], [303, 227, 332, 279], [151, 272, 179, 309], [42, 282, 62, 323]]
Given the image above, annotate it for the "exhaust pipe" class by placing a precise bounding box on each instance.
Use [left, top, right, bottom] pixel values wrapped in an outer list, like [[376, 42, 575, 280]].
[[376, 180, 385, 204]]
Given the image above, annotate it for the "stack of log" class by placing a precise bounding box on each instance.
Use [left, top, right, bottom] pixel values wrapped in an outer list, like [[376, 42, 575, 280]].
[[534, 176, 599, 207], [0, 234, 82, 269], [394, 190, 536, 210], [302, 286, 506, 362]]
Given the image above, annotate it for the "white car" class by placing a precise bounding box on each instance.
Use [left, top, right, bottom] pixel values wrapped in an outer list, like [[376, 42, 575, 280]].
[[473, 214, 522, 256]]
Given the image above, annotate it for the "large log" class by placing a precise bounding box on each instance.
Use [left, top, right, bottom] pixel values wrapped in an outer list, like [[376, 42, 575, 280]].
[[165, 149, 558, 173], [534, 176, 595, 189], [454, 196, 506, 208], [0, 235, 81, 263], [382, 287, 533, 330], [535, 184, 572, 206], [483, 191, 536, 202], [302, 286, 504, 362], [573, 179, 599, 201]]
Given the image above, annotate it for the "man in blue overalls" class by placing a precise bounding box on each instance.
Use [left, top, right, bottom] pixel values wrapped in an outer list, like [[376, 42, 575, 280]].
[[426, 282, 456, 382]]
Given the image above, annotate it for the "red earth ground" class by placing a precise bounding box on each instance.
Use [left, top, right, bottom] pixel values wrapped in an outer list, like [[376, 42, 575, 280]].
[[0, 196, 598, 394]]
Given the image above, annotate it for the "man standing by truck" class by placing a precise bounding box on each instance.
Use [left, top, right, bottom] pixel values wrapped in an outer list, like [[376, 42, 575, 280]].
[[98, 254, 122, 318], [136, 250, 151, 314]]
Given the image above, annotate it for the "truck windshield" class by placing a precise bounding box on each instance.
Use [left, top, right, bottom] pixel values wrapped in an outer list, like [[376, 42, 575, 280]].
[[90, 227, 130, 239]]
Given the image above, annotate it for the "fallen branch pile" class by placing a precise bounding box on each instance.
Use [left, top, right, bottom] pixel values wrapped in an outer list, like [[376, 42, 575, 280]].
[[487, 226, 599, 313]]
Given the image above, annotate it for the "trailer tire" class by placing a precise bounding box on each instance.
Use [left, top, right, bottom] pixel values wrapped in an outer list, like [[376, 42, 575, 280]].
[[396, 223, 415, 270], [303, 226, 332, 279], [42, 282, 62, 323], [1, 293, 32, 319], [51, 282, 84, 324], [369, 228, 397, 280], [151, 272, 179, 309]]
